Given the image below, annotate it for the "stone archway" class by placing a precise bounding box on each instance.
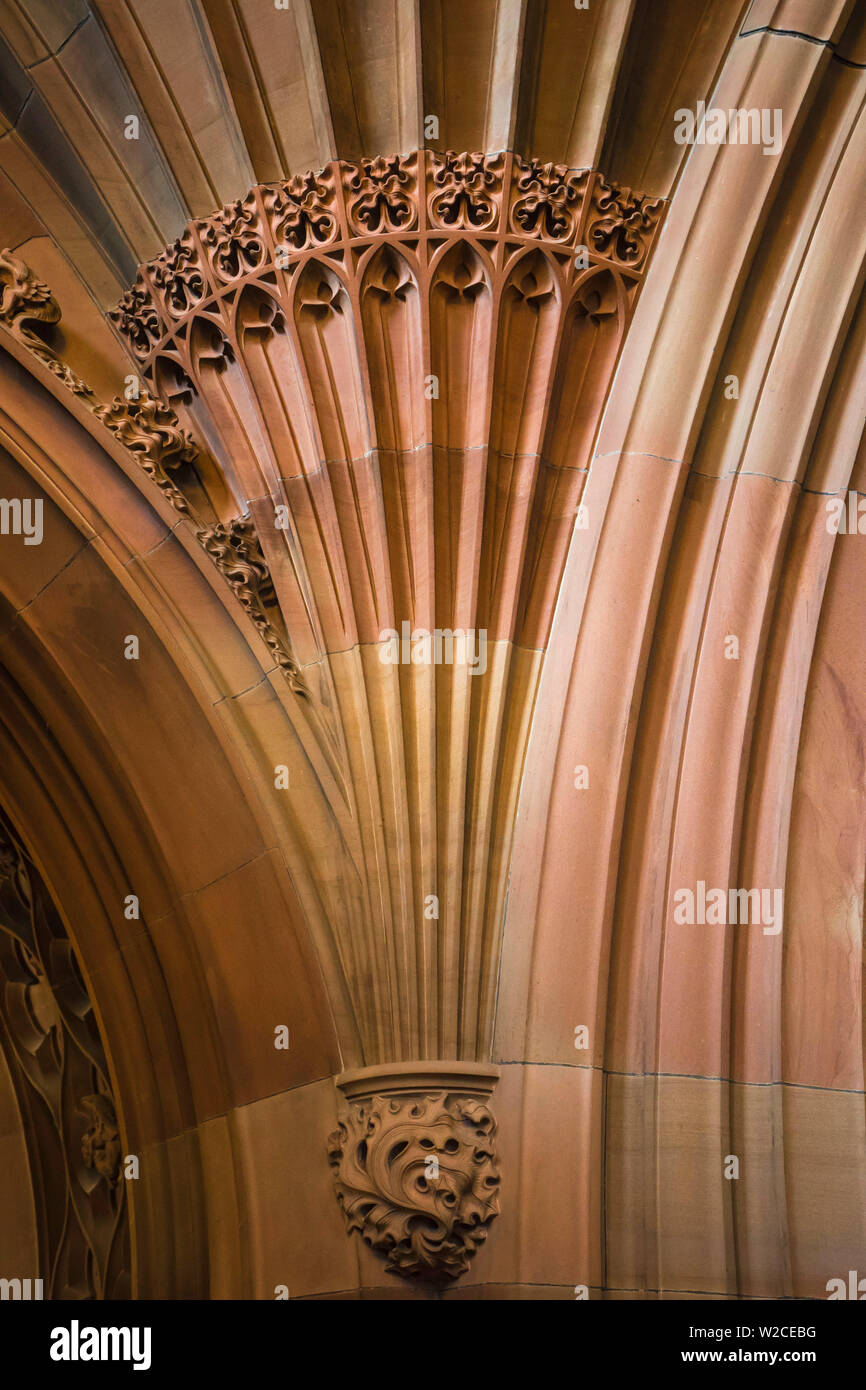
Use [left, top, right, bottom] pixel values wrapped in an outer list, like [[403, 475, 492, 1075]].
[[0, 0, 864, 1302]]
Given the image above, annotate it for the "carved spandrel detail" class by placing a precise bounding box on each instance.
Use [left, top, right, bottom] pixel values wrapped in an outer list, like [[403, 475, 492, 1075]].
[[110, 154, 666, 361], [198, 194, 266, 283], [362, 243, 414, 305], [573, 269, 622, 324], [328, 1089, 501, 1285], [509, 158, 590, 242], [428, 151, 504, 231], [585, 178, 665, 269], [110, 278, 162, 358], [295, 261, 347, 322], [434, 243, 487, 304], [150, 232, 207, 318], [506, 248, 557, 310], [265, 169, 337, 251], [344, 154, 418, 235]]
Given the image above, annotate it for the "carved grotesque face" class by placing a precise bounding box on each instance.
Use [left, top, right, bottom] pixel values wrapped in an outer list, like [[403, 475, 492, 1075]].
[[80, 1093, 121, 1186], [328, 1092, 501, 1284]]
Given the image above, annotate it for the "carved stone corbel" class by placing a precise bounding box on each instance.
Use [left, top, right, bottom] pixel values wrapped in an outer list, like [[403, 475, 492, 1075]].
[[328, 1063, 501, 1287]]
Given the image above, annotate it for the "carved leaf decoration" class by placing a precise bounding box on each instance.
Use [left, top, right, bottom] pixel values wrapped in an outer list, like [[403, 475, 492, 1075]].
[[328, 1092, 501, 1285]]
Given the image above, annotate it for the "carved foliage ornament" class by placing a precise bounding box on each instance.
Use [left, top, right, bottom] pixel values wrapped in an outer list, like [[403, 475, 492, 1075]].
[[328, 1089, 501, 1285], [586, 179, 665, 269], [345, 154, 417, 235], [113, 279, 161, 358], [110, 153, 664, 361], [0, 812, 129, 1297], [195, 517, 306, 693], [198, 194, 265, 282], [93, 391, 196, 516], [195, 515, 276, 617], [0, 248, 60, 346], [0, 248, 95, 398], [265, 169, 337, 251], [0, 248, 301, 690], [428, 151, 504, 230], [150, 232, 206, 318], [510, 159, 590, 241]]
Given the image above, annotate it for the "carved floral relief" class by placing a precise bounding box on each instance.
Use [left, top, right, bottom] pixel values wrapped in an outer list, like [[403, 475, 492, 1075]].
[[328, 1078, 501, 1285]]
